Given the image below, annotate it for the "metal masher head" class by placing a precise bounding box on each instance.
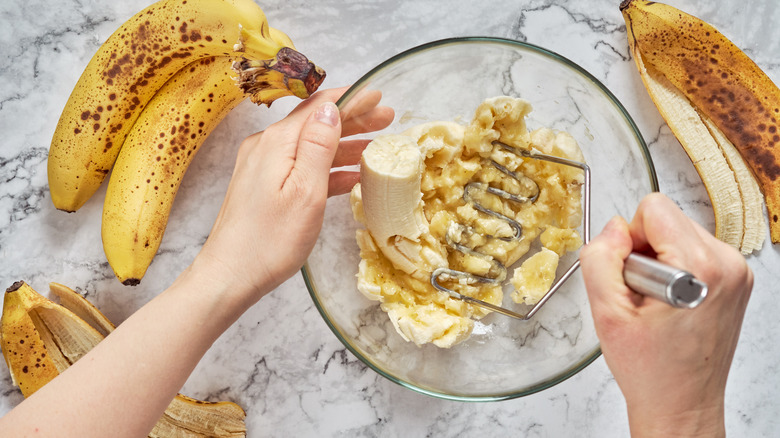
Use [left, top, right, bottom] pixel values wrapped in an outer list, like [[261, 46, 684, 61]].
[[430, 140, 591, 320]]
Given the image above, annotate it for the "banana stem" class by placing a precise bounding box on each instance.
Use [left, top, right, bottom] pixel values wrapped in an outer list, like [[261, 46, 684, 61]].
[[232, 47, 326, 101]]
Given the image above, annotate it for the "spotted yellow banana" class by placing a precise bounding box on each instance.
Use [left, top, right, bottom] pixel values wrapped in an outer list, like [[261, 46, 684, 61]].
[[101, 27, 319, 285], [48, 0, 325, 212], [100, 55, 244, 285], [1, 281, 247, 436], [621, 0, 771, 251]]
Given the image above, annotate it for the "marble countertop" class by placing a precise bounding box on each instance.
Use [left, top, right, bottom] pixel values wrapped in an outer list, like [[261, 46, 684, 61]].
[[2, 0, 780, 436]]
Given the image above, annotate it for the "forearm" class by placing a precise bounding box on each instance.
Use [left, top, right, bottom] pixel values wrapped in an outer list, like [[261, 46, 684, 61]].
[[0, 266, 262, 437], [0, 91, 377, 437]]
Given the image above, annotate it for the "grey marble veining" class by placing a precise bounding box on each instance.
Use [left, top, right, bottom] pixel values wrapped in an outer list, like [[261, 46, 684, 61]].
[[2, 0, 780, 436]]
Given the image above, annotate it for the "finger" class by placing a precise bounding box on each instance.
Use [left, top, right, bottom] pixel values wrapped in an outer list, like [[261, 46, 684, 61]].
[[580, 216, 637, 309], [290, 87, 349, 117], [332, 139, 369, 168], [339, 89, 383, 122], [342, 106, 395, 137], [280, 87, 393, 137], [289, 101, 343, 195], [328, 171, 360, 197], [275, 87, 350, 130], [628, 193, 706, 269], [247, 87, 348, 157]]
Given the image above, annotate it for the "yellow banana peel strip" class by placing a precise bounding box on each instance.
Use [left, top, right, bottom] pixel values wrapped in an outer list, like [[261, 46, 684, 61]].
[[1, 281, 246, 437], [49, 282, 115, 336], [622, 0, 770, 252], [699, 117, 766, 254]]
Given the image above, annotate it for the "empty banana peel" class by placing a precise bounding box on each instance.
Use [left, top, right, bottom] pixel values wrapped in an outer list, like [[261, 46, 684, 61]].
[[1, 281, 246, 437], [622, 0, 774, 252], [1, 282, 63, 395], [629, 47, 764, 254]]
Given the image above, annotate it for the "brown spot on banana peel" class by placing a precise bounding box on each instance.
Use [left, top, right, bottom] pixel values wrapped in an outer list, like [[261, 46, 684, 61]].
[[623, 0, 780, 242]]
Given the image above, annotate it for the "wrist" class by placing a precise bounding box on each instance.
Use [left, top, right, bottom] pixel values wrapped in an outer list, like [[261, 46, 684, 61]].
[[172, 253, 274, 322], [626, 396, 725, 438]]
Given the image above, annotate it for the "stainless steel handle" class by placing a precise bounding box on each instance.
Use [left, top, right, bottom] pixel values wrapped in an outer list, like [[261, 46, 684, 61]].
[[623, 253, 708, 308]]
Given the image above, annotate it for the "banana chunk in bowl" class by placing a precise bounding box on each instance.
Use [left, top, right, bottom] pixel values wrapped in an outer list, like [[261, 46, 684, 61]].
[[350, 96, 585, 348]]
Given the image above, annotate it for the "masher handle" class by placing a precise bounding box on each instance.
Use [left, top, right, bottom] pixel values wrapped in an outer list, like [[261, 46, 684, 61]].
[[623, 253, 708, 308]]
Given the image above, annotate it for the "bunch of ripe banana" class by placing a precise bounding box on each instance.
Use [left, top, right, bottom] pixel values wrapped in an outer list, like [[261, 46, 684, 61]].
[[48, 0, 325, 285], [621, 0, 780, 254], [1, 281, 246, 436]]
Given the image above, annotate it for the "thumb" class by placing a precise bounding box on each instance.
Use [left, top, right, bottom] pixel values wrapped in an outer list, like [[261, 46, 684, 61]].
[[292, 101, 342, 193], [580, 216, 634, 309]]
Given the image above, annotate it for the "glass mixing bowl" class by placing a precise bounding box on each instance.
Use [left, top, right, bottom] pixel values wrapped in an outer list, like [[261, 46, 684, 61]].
[[303, 37, 657, 401]]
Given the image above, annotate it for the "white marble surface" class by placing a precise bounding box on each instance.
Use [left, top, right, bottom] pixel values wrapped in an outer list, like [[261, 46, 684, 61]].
[[1, 0, 779, 436]]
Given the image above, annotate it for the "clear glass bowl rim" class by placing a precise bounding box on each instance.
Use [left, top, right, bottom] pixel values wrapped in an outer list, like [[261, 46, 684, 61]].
[[302, 36, 658, 402]]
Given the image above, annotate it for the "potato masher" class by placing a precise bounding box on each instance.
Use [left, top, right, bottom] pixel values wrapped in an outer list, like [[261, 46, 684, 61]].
[[430, 140, 708, 320]]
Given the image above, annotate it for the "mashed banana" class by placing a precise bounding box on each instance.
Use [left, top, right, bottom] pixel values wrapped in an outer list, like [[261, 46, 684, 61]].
[[350, 97, 584, 348]]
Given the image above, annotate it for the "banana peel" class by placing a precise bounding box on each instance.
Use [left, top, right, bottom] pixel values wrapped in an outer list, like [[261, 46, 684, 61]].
[[1, 282, 62, 395], [1, 281, 246, 437], [700, 116, 766, 254], [621, 0, 775, 252], [629, 47, 764, 253]]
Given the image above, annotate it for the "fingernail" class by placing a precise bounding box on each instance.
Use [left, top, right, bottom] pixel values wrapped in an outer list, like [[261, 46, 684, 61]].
[[315, 102, 339, 127]]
